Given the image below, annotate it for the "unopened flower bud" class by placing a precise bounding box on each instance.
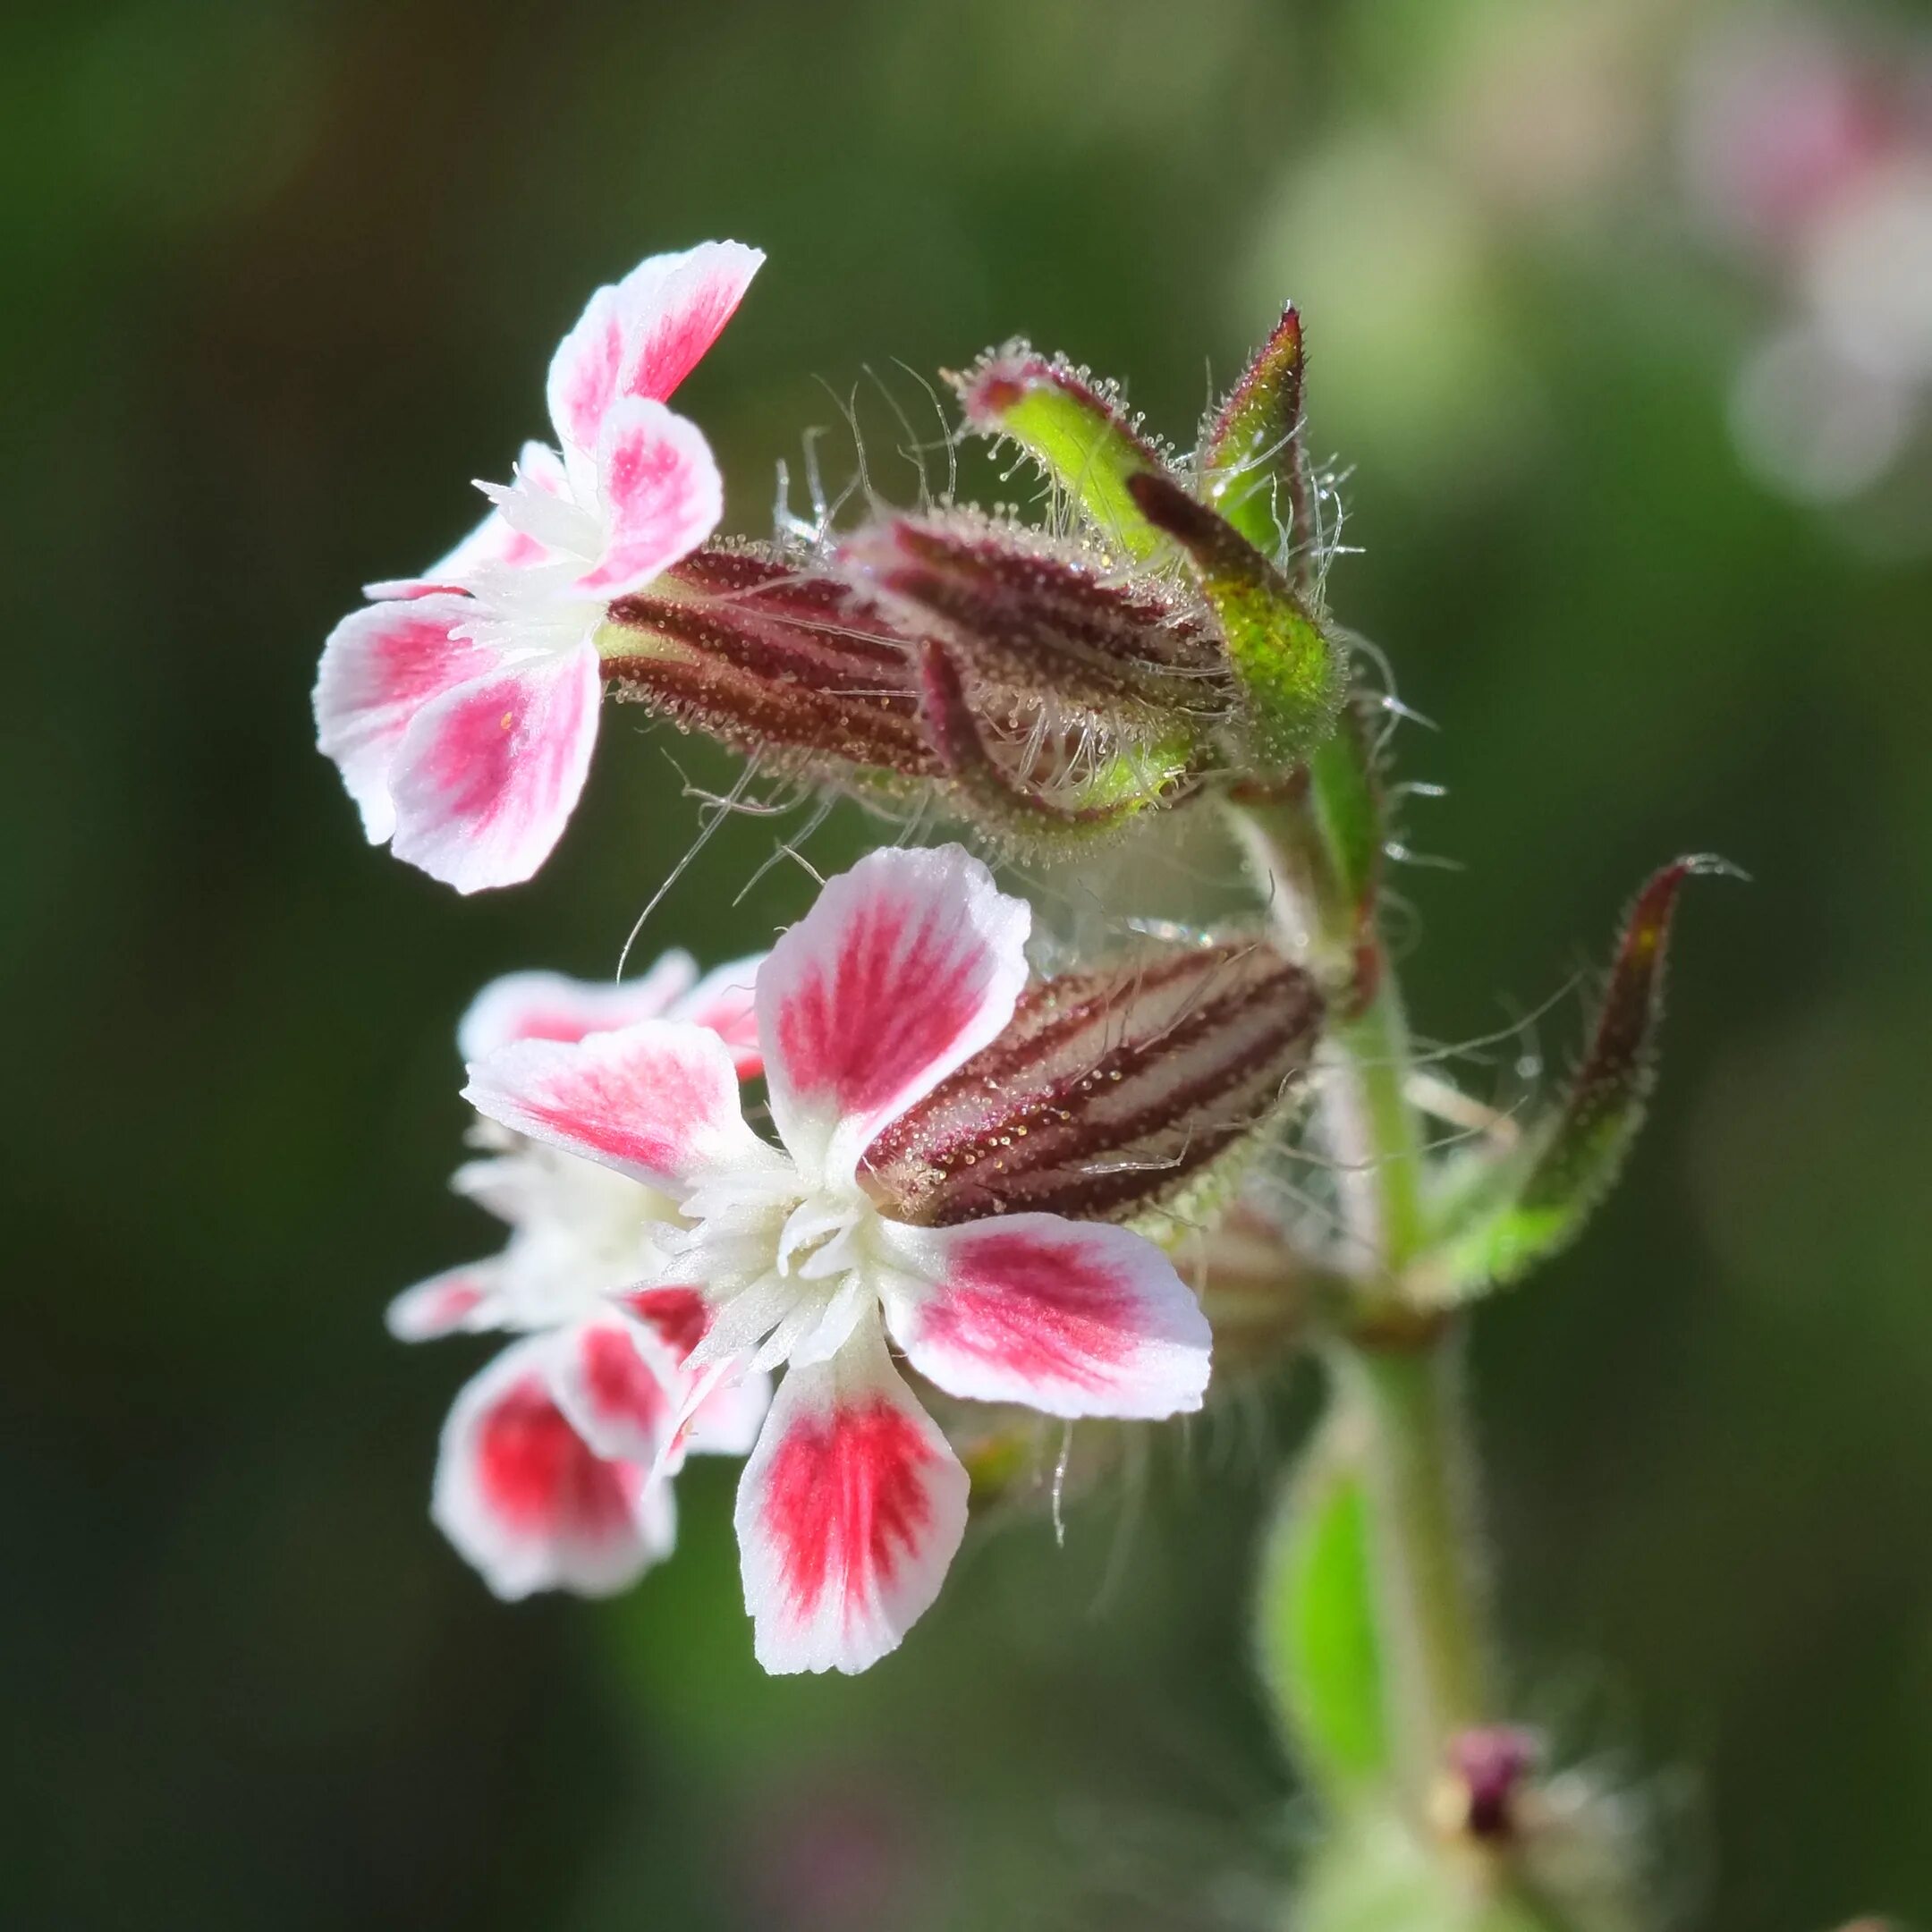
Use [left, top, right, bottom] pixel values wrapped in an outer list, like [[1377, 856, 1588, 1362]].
[[841, 508, 1225, 737], [1434, 1725, 1541, 1843], [951, 343, 1180, 564]]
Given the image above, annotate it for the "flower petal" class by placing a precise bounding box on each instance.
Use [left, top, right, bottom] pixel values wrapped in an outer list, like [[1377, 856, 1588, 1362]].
[[758, 845, 1031, 1178], [671, 952, 766, 1077], [456, 953, 699, 1063], [734, 1322, 968, 1674], [546, 242, 762, 453], [431, 1335, 673, 1600], [546, 283, 629, 458], [615, 240, 765, 405], [570, 399, 721, 598], [385, 1262, 505, 1342], [547, 1316, 681, 1466], [462, 1019, 772, 1192], [616, 1284, 713, 1360], [313, 595, 499, 844], [684, 1363, 772, 1459], [367, 444, 573, 597], [879, 1215, 1212, 1419], [387, 640, 600, 893]]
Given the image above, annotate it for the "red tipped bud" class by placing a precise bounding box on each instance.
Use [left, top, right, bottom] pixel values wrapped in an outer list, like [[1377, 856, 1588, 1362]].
[[1436, 854, 1742, 1292], [1198, 303, 1318, 579], [951, 343, 1181, 564]]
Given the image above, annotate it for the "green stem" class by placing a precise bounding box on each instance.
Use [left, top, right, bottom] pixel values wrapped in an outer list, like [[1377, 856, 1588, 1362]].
[[1326, 985, 1429, 1275], [1334, 1335, 1490, 1793], [1232, 787, 1493, 1817]]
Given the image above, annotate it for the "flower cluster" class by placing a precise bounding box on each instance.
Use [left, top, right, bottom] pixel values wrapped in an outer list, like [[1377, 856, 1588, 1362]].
[[323, 238, 1700, 1716], [402, 841, 1318, 1670]]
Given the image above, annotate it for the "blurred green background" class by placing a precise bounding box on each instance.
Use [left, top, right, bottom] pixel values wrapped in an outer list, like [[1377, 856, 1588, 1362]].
[[8, 0, 1932, 1926]]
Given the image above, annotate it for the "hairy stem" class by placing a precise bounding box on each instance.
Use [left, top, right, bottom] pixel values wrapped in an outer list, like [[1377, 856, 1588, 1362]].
[[1232, 785, 1494, 1819], [1334, 1335, 1489, 1794]]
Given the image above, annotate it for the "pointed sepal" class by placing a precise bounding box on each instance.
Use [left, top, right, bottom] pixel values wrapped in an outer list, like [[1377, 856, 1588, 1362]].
[[1127, 473, 1344, 771], [1199, 303, 1318, 576], [1432, 855, 1740, 1294]]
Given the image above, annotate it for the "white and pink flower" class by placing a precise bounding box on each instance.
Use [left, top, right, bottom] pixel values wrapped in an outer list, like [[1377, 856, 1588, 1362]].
[[315, 241, 763, 893], [392, 952, 769, 1600], [462, 846, 1214, 1672]]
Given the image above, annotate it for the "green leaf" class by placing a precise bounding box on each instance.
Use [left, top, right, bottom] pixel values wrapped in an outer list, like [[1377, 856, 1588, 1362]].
[[1198, 301, 1317, 570], [1257, 1414, 1394, 1802], [1126, 471, 1344, 770], [1435, 854, 1741, 1292], [951, 344, 1178, 563]]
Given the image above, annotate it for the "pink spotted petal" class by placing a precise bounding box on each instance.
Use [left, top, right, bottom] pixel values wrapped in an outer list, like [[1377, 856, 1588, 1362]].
[[881, 1216, 1212, 1420], [570, 399, 721, 598], [387, 641, 600, 894], [313, 595, 499, 844], [431, 1335, 673, 1600], [615, 240, 764, 405], [758, 846, 1031, 1179], [462, 1020, 772, 1193], [547, 242, 764, 454], [734, 1322, 969, 1675], [385, 1263, 505, 1342], [366, 444, 572, 597], [547, 1317, 682, 1466], [671, 953, 766, 1077], [456, 953, 699, 1063]]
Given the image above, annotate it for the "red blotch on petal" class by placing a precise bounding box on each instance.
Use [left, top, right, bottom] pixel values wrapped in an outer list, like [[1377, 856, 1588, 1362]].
[[777, 901, 990, 1120], [579, 1325, 671, 1433], [920, 1232, 1134, 1391], [476, 1374, 637, 1539], [761, 1401, 937, 1625], [623, 242, 763, 402], [370, 607, 490, 707], [621, 1286, 711, 1360], [520, 1059, 710, 1174], [513, 1007, 614, 1046]]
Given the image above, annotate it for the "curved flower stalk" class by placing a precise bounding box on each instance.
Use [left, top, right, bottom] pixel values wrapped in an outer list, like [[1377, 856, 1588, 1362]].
[[315, 242, 763, 891], [389, 953, 769, 1599], [462, 845, 1323, 1671]]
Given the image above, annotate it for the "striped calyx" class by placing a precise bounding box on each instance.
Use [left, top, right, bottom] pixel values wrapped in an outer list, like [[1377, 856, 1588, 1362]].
[[863, 937, 1323, 1227]]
